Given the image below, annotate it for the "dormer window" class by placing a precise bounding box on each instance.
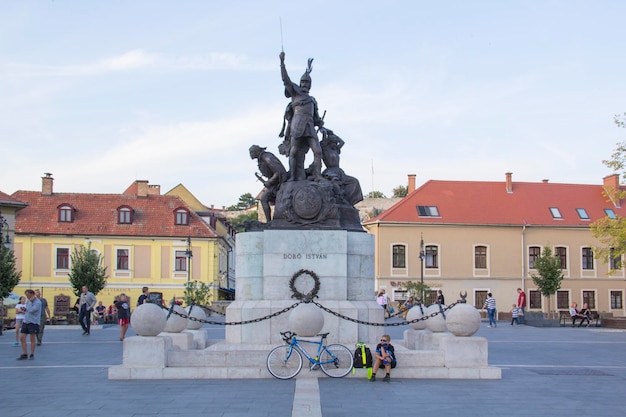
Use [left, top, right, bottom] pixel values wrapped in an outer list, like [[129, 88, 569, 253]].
[[549, 207, 562, 219], [174, 208, 190, 225], [58, 204, 74, 222], [117, 206, 134, 224], [605, 209, 617, 219], [417, 205, 440, 217], [576, 208, 589, 220]]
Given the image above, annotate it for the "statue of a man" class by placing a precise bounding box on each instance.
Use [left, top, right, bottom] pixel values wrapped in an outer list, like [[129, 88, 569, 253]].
[[279, 51, 324, 182], [249, 145, 287, 222]]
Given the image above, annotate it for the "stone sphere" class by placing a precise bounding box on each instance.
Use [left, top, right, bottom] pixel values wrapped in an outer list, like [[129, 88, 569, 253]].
[[289, 303, 324, 337], [164, 304, 188, 333], [185, 305, 207, 330], [424, 304, 447, 333], [445, 303, 481, 337], [406, 305, 427, 330], [131, 303, 167, 336]]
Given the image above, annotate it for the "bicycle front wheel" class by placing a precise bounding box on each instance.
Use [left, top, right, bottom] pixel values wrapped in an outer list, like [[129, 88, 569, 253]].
[[320, 343, 353, 378], [267, 345, 303, 379]]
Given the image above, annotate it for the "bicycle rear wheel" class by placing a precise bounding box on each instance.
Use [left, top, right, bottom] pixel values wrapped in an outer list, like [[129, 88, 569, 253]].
[[320, 343, 353, 378], [267, 345, 303, 379]]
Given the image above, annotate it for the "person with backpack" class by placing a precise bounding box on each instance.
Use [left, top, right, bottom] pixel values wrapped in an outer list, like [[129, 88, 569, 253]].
[[370, 334, 395, 382]]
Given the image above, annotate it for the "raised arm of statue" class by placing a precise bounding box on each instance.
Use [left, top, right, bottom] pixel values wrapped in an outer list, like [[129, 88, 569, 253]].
[[280, 52, 296, 97]]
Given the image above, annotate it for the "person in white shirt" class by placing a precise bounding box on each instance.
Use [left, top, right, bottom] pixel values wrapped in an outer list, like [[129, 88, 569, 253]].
[[14, 296, 26, 346]]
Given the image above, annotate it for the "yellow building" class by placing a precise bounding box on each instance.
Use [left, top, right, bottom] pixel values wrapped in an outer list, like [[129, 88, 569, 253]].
[[364, 173, 626, 317], [11, 174, 233, 313], [165, 183, 236, 299]]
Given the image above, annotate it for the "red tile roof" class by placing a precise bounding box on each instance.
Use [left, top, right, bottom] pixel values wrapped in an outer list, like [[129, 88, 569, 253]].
[[365, 179, 625, 227], [12, 190, 218, 238], [0, 191, 28, 208]]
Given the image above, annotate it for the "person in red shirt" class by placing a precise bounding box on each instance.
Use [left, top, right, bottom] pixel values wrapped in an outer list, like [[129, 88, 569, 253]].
[[517, 288, 526, 324]]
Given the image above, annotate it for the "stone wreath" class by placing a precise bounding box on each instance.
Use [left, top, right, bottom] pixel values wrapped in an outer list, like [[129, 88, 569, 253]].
[[289, 269, 320, 301]]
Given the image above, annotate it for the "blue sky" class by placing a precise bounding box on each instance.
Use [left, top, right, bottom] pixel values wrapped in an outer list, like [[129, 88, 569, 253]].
[[1, 1, 625, 208]]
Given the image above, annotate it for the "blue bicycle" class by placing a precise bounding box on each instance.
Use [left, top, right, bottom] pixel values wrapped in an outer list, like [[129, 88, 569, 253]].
[[266, 331, 354, 379]]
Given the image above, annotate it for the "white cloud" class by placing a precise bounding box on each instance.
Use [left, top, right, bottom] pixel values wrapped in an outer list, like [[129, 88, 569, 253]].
[[100, 49, 159, 71]]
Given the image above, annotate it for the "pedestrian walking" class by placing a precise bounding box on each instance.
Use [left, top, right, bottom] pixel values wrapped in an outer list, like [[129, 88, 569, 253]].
[[17, 289, 41, 360], [13, 296, 26, 346], [35, 289, 50, 345], [114, 293, 131, 341], [516, 288, 526, 324], [483, 293, 497, 327], [78, 286, 97, 336]]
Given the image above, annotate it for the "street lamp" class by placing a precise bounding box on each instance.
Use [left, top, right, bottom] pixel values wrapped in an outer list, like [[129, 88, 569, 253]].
[[185, 235, 193, 282], [418, 233, 425, 303]]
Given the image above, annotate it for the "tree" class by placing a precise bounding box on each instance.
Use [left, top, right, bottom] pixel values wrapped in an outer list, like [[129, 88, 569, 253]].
[[365, 190, 386, 199], [392, 185, 408, 198], [228, 211, 258, 232], [590, 216, 626, 264], [0, 245, 21, 299], [227, 193, 257, 211], [402, 281, 430, 304], [67, 243, 107, 297], [182, 280, 212, 307], [530, 246, 564, 313], [591, 112, 626, 259]]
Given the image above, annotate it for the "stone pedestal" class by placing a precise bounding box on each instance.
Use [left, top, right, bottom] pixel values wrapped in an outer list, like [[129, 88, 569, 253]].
[[226, 230, 381, 346], [158, 332, 193, 350]]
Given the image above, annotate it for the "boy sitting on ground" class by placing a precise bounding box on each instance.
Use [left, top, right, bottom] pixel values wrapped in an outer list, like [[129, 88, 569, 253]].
[[370, 334, 394, 382]]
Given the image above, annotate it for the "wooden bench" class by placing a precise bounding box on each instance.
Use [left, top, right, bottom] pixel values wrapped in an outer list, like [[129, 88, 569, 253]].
[[560, 310, 601, 327]]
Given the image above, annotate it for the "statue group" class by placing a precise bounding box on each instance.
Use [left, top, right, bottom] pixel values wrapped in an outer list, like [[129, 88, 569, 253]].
[[248, 52, 363, 232]]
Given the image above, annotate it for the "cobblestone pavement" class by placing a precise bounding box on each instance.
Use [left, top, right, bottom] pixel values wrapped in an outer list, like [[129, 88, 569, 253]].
[[1, 318, 625, 417]]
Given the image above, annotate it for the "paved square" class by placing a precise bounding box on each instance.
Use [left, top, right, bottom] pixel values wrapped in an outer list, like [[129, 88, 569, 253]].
[[1, 319, 625, 416]]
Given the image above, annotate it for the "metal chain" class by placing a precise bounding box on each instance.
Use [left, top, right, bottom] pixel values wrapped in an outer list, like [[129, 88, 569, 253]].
[[312, 300, 459, 327], [155, 299, 458, 327], [156, 270, 462, 327], [157, 301, 302, 326]]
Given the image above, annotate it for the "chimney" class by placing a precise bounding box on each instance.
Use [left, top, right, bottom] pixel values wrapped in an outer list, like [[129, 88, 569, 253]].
[[147, 184, 161, 195], [603, 174, 621, 207], [408, 174, 416, 194], [542, 179, 549, 183], [42, 173, 54, 196], [136, 180, 149, 197], [505, 172, 513, 193]]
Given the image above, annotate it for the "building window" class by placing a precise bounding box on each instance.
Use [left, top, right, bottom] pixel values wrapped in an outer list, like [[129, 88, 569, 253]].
[[556, 291, 569, 310], [425, 245, 438, 268], [576, 208, 589, 220], [424, 290, 437, 305], [549, 207, 562, 219], [474, 290, 488, 309], [118, 206, 133, 224], [392, 245, 406, 268], [555, 246, 567, 269], [416, 205, 440, 217], [529, 246, 540, 269], [604, 208, 616, 219], [175, 250, 188, 272], [175, 208, 189, 225], [474, 246, 487, 269], [116, 249, 129, 270], [529, 290, 542, 309], [58, 205, 73, 222], [610, 291, 623, 309], [56, 248, 70, 269], [582, 291, 596, 309], [582, 247, 594, 270], [610, 248, 622, 270]]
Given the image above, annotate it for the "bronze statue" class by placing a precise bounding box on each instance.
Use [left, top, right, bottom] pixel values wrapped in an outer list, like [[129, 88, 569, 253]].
[[249, 145, 287, 222], [279, 51, 324, 182], [320, 129, 363, 206]]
